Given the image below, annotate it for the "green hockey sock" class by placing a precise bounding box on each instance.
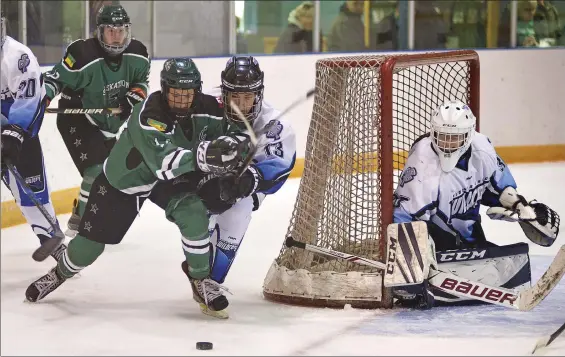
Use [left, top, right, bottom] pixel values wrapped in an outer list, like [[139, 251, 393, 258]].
[[77, 164, 103, 216], [57, 235, 105, 278]]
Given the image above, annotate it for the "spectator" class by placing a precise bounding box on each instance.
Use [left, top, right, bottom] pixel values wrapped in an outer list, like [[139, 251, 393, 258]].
[[236, 16, 248, 54], [327, 0, 367, 52], [413, 1, 448, 49], [533, 0, 562, 46], [374, 4, 398, 50], [517, 0, 538, 47], [447, 0, 486, 49], [274, 1, 316, 53]]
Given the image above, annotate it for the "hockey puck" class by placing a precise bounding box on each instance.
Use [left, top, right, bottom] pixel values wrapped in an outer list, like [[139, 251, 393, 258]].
[[196, 342, 213, 350]]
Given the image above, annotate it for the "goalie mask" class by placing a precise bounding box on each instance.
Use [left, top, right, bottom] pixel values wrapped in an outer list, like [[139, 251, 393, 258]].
[[430, 100, 476, 172], [96, 5, 132, 56], [221, 56, 264, 125], [160, 57, 202, 121]]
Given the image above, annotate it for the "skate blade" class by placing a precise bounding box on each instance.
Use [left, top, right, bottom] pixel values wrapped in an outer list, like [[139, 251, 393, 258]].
[[199, 303, 229, 319]]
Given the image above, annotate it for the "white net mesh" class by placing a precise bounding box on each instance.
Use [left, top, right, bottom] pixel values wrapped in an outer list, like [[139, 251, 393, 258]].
[[263, 51, 480, 308]]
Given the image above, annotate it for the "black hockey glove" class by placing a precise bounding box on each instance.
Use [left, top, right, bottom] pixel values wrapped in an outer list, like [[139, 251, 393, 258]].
[[1, 124, 26, 167], [196, 166, 261, 215], [119, 88, 146, 121], [196, 134, 251, 175]]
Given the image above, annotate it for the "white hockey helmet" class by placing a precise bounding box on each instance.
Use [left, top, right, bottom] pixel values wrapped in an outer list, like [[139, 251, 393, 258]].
[[430, 99, 476, 172]]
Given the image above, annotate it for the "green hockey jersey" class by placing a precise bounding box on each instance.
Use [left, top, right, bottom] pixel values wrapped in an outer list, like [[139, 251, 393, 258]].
[[43, 38, 150, 137], [104, 91, 237, 194]]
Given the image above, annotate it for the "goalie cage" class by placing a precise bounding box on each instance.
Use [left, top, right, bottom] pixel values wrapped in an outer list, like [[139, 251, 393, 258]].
[[262, 50, 480, 309]]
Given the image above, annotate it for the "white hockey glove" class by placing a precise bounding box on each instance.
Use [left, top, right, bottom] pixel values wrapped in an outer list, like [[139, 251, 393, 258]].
[[486, 187, 560, 247]]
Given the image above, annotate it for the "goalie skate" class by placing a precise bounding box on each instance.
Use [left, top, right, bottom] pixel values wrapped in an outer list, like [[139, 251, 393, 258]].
[[181, 261, 230, 319]]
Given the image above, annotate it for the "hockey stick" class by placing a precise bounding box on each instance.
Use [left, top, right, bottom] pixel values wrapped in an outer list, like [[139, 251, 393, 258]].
[[532, 322, 565, 354], [230, 88, 316, 178], [45, 108, 121, 115], [5, 162, 65, 262], [285, 236, 565, 311]]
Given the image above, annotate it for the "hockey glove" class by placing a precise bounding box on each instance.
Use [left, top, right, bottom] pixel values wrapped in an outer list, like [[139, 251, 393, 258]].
[[196, 134, 251, 175], [487, 187, 560, 246], [1, 124, 25, 167], [119, 88, 146, 121], [196, 166, 260, 215], [218, 166, 261, 202]]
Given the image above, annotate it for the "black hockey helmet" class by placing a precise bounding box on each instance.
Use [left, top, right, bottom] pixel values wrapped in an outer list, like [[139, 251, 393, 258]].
[[221, 56, 264, 124], [96, 5, 131, 56], [160, 57, 202, 120]]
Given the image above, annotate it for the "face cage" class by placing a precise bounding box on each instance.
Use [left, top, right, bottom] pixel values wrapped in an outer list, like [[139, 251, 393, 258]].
[[97, 24, 132, 56], [222, 89, 263, 124], [433, 131, 469, 154], [163, 84, 196, 119]]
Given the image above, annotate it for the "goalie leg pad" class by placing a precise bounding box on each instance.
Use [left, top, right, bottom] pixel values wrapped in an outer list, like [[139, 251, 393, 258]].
[[432, 242, 531, 305], [384, 221, 435, 287]]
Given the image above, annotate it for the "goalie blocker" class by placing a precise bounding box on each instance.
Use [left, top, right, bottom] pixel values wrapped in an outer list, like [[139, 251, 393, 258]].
[[385, 222, 531, 309]]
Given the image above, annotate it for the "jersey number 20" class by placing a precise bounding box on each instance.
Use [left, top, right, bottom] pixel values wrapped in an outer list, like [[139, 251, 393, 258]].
[[18, 78, 36, 99]]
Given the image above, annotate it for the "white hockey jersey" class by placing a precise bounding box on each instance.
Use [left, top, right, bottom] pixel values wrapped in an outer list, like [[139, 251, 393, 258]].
[[203, 87, 297, 195], [393, 132, 517, 242], [1, 36, 47, 136]]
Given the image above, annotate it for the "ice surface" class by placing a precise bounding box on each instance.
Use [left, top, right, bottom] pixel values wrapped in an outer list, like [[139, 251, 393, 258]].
[[1, 162, 564, 355]]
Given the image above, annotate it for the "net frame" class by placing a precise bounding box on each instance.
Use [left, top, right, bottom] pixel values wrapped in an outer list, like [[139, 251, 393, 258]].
[[263, 50, 480, 309]]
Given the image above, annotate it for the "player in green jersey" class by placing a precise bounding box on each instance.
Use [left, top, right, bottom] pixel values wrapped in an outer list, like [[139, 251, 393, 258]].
[[43, 4, 150, 240], [25, 58, 250, 318]]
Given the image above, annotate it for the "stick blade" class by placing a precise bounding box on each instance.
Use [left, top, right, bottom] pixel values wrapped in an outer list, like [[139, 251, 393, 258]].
[[519, 245, 565, 311], [32, 233, 65, 262]]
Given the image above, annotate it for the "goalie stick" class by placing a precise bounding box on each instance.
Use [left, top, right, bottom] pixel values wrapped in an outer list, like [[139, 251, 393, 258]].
[[5, 162, 65, 262], [285, 236, 565, 311], [532, 322, 565, 354], [230, 88, 316, 178], [45, 108, 121, 115]]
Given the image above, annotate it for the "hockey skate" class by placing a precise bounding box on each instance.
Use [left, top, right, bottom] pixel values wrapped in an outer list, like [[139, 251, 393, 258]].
[[25, 266, 67, 302], [37, 234, 67, 263], [65, 199, 80, 238], [50, 243, 67, 262], [181, 261, 231, 319]]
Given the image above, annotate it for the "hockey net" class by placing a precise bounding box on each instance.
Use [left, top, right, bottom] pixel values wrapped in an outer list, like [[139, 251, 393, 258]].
[[263, 50, 480, 308]]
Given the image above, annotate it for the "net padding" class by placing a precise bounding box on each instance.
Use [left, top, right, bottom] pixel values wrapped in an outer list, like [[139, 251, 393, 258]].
[[263, 51, 479, 309]]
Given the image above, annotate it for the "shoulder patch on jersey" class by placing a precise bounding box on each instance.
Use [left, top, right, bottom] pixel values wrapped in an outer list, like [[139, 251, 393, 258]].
[[18, 53, 31, 73], [18, 54, 30, 73], [147, 118, 167, 132], [265, 119, 283, 140], [399, 166, 417, 187], [64, 53, 76, 68]]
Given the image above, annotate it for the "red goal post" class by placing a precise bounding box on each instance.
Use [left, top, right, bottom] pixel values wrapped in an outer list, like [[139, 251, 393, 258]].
[[263, 50, 480, 309]]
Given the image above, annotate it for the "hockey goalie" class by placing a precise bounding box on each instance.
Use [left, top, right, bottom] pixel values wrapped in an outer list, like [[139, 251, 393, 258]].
[[389, 99, 561, 309]]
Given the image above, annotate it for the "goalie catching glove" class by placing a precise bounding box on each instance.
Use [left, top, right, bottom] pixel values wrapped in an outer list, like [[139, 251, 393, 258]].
[[487, 186, 560, 247], [196, 134, 251, 175]]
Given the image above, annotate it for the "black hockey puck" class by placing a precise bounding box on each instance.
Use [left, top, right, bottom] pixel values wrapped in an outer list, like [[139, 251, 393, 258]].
[[196, 342, 213, 350]]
